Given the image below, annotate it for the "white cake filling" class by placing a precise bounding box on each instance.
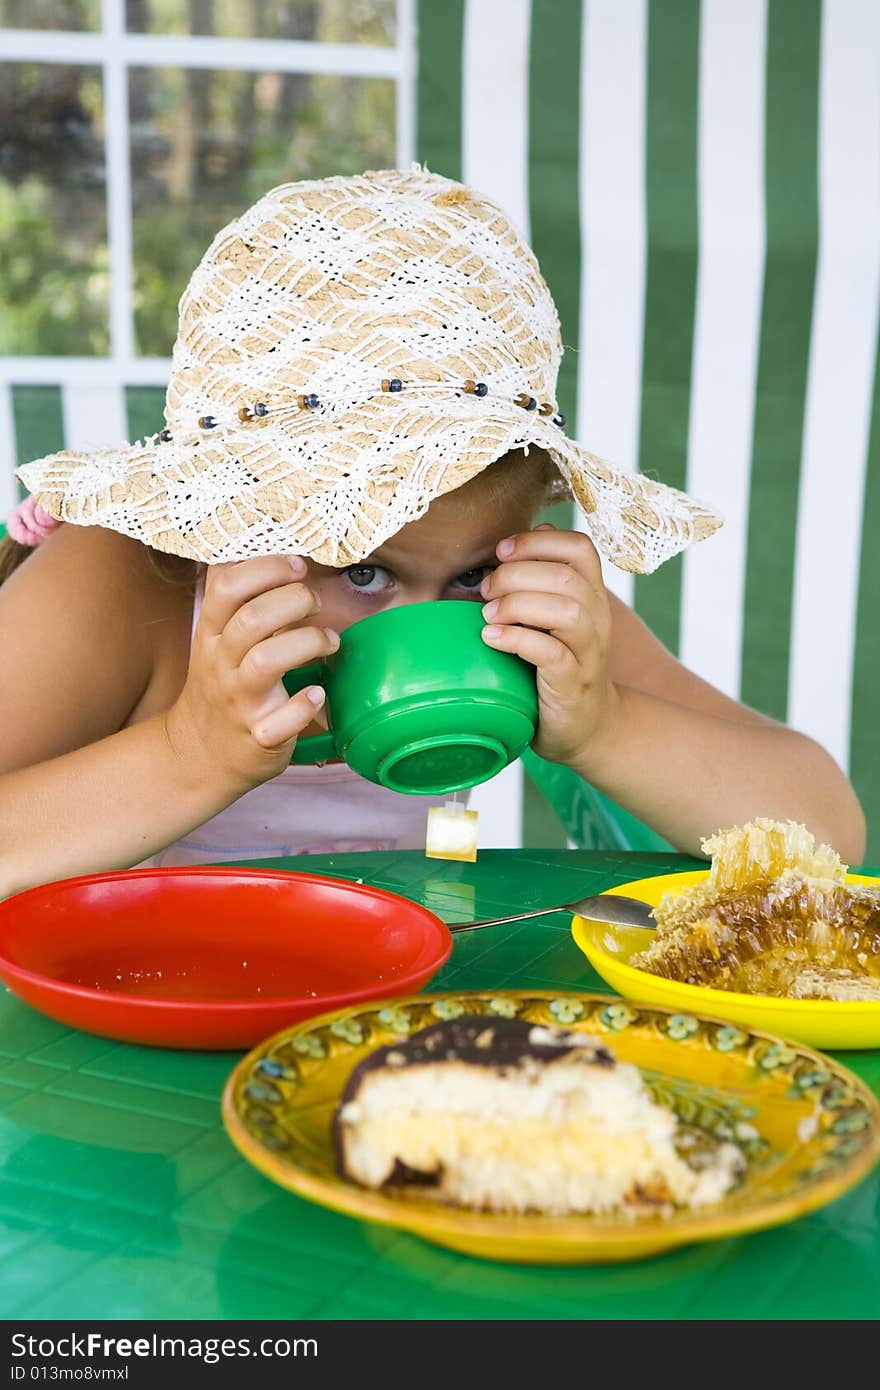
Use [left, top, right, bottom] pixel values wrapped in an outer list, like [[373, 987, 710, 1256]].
[[337, 1052, 744, 1216]]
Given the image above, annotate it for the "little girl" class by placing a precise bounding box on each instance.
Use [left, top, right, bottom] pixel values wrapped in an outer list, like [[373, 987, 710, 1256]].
[[0, 169, 865, 897]]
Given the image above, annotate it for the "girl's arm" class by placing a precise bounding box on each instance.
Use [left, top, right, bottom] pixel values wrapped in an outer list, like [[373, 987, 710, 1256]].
[[480, 528, 866, 862], [0, 526, 338, 897], [0, 525, 217, 897], [0, 713, 252, 900], [580, 595, 866, 861]]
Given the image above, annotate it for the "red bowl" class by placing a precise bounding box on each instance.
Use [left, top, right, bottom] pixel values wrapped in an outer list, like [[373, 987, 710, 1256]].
[[0, 867, 452, 1050]]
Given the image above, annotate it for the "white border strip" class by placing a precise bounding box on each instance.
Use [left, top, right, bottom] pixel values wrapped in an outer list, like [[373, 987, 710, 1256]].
[[103, 0, 134, 361], [0, 29, 403, 77], [680, 0, 767, 697], [0, 383, 19, 517], [462, 0, 532, 239], [788, 0, 880, 764], [460, 0, 531, 845], [396, 0, 416, 168], [575, 0, 648, 607], [0, 359, 170, 385], [467, 759, 526, 850], [61, 380, 128, 449]]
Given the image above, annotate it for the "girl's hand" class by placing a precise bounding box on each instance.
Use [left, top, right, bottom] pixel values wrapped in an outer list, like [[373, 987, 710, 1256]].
[[166, 556, 339, 791], [479, 526, 618, 768]]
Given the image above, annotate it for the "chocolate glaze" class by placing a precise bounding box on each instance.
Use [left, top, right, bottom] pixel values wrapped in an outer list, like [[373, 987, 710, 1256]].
[[343, 1015, 613, 1093], [384, 1157, 443, 1189]]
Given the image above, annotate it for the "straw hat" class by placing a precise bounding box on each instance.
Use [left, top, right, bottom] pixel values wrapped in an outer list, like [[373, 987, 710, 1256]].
[[17, 167, 721, 572]]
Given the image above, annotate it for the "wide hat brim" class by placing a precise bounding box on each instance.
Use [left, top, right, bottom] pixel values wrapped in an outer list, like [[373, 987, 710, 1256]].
[[16, 391, 721, 574]]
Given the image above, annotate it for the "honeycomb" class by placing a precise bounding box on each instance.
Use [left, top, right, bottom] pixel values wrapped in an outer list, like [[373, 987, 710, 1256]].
[[632, 819, 880, 1001]]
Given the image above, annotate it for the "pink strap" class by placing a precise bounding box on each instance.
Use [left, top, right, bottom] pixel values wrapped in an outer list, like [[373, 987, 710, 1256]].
[[7, 496, 61, 547]]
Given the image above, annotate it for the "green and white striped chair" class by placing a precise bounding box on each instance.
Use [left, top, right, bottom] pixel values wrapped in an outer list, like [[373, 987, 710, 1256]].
[[415, 0, 880, 859]]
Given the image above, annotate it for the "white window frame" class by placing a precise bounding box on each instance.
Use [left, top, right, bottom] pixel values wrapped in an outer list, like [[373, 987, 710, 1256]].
[[0, 0, 415, 511]]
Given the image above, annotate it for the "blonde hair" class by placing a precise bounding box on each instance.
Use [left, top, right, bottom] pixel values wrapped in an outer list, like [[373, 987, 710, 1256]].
[[0, 534, 28, 586], [453, 446, 561, 514]]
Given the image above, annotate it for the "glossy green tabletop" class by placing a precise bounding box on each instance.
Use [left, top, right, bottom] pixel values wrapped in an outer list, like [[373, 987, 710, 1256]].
[[1, 848, 878, 1321]]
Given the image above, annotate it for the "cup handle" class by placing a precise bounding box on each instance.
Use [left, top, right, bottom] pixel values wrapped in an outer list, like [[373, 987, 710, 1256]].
[[281, 662, 337, 764]]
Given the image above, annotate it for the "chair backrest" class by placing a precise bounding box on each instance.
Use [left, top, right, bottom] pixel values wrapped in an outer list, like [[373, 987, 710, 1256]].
[[522, 750, 674, 853], [415, 4, 880, 862], [3, 5, 879, 862]]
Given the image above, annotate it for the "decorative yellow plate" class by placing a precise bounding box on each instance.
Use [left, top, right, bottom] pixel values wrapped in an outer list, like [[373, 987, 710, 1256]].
[[572, 872, 880, 1050], [221, 988, 880, 1265]]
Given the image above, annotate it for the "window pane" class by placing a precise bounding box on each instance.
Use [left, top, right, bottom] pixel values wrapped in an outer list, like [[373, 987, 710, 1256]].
[[0, 0, 100, 26], [126, 1, 397, 45], [0, 63, 108, 355], [129, 65, 395, 354]]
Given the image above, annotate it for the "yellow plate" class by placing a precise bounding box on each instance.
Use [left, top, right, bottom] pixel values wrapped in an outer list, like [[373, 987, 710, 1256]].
[[221, 988, 880, 1265], [572, 871, 880, 1050]]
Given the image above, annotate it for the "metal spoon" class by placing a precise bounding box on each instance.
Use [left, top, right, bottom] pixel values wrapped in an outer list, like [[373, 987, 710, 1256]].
[[447, 892, 656, 934]]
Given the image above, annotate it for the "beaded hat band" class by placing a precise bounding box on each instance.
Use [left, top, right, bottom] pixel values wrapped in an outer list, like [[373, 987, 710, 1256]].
[[17, 168, 722, 572]]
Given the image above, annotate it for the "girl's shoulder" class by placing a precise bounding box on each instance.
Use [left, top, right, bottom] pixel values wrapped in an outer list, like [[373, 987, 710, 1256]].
[[1, 521, 195, 633], [0, 526, 195, 762]]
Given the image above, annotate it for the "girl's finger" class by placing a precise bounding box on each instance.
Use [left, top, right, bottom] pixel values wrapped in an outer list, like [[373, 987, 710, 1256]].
[[200, 556, 306, 637], [495, 529, 603, 588], [482, 559, 595, 610], [482, 590, 599, 653], [219, 580, 320, 667], [482, 621, 577, 676], [253, 687, 326, 750], [238, 624, 340, 693]]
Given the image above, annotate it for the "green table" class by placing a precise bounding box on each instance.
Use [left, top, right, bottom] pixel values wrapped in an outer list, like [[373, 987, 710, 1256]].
[[1, 848, 878, 1321]]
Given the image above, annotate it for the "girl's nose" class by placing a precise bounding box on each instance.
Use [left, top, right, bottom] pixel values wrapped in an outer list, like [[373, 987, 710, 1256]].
[[389, 584, 445, 607]]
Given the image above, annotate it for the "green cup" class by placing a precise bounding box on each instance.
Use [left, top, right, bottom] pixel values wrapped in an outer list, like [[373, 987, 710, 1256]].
[[282, 600, 538, 796]]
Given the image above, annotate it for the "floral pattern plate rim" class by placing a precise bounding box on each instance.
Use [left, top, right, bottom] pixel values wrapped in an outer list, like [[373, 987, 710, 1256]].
[[572, 871, 880, 1050], [221, 988, 880, 1265]]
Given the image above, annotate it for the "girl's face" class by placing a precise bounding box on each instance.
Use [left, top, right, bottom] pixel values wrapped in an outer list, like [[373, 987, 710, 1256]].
[[304, 472, 545, 636]]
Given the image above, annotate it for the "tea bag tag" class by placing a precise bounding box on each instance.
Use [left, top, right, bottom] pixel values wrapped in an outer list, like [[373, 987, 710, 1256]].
[[425, 796, 479, 863]]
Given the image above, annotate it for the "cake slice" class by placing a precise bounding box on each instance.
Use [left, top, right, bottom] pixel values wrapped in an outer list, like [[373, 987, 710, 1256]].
[[633, 818, 880, 1000], [333, 1015, 744, 1216]]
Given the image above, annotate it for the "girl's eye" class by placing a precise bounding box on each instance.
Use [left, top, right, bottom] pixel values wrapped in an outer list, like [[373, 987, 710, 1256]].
[[344, 565, 391, 594], [453, 566, 494, 591]]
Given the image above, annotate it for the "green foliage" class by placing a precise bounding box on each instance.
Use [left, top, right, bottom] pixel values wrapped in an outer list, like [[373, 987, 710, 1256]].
[[131, 72, 395, 354], [0, 176, 109, 355]]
